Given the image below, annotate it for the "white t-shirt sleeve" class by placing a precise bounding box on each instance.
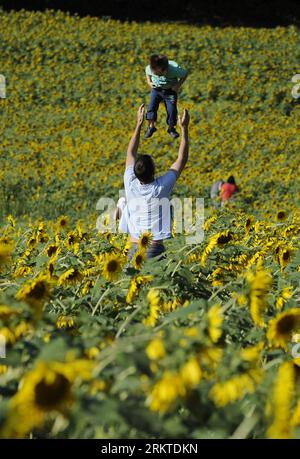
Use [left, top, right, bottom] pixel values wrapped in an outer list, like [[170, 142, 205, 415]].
[[157, 170, 177, 195], [124, 165, 135, 190]]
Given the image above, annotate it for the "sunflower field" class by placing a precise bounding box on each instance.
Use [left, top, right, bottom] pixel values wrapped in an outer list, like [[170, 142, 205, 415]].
[[0, 8, 300, 439]]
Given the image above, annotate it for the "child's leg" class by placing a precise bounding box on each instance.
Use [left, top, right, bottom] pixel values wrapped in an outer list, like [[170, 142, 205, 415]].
[[163, 90, 178, 128], [146, 89, 161, 127]]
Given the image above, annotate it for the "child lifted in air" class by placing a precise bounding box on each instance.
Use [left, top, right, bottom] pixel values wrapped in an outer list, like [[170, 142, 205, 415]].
[[144, 54, 188, 139]]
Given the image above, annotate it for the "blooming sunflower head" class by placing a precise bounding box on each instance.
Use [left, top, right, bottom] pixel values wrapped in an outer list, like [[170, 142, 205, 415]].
[[217, 231, 233, 245], [276, 211, 287, 222], [1, 359, 93, 437], [102, 252, 124, 282], [267, 309, 300, 349], [139, 231, 152, 249], [57, 216, 69, 230]]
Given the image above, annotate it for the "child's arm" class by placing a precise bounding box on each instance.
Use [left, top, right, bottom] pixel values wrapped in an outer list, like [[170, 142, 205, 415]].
[[172, 73, 188, 93], [146, 74, 155, 88]]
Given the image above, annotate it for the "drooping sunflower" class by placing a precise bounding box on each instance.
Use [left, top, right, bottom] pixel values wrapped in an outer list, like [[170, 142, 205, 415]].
[[58, 268, 84, 286], [15, 274, 51, 313], [279, 247, 293, 271], [45, 243, 60, 258], [267, 309, 300, 349], [132, 249, 146, 270], [200, 230, 233, 267], [102, 252, 124, 282]]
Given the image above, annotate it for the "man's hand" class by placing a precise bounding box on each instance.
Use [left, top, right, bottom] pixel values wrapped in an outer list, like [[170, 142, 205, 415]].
[[169, 108, 189, 178], [178, 109, 190, 129], [137, 103, 145, 127]]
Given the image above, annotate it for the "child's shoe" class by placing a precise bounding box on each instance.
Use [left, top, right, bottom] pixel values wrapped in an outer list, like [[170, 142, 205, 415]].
[[144, 126, 157, 139], [167, 127, 180, 139]]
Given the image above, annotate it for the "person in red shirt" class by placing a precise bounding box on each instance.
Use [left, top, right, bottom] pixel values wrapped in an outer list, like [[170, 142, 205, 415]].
[[220, 176, 239, 205]]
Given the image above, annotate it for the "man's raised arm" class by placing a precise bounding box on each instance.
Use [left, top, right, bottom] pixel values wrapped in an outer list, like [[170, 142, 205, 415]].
[[126, 104, 145, 168], [169, 109, 190, 178]]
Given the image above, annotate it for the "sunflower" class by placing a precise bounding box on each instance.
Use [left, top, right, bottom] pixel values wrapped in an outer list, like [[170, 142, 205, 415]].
[[267, 309, 300, 349], [144, 289, 161, 327], [56, 315, 75, 329], [57, 215, 69, 230], [126, 275, 152, 304], [45, 244, 60, 258], [132, 249, 146, 270], [0, 305, 20, 320], [267, 362, 295, 439], [147, 370, 186, 413], [15, 274, 51, 313], [279, 247, 293, 271], [146, 338, 166, 361], [0, 241, 13, 266], [245, 216, 254, 234], [138, 231, 152, 249], [207, 304, 223, 343], [209, 369, 263, 407], [246, 266, 272, 327], [276, 211, 287, 222], [276, 286, 293, 310], [58, 268, 84, 286], [201, 230, 233, 267], [0, 365, 8, 375], [0, 359, 93, 438], [102, 252, 124, 282]]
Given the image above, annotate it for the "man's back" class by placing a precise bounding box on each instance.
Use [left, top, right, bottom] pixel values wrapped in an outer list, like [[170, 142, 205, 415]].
[[119, 165, 177, 240]]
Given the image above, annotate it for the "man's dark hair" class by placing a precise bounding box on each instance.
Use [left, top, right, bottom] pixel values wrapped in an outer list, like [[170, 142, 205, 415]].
[[150, 54, 168, 72], [134, 154, 155, 184], [227, 175, 236, 185]]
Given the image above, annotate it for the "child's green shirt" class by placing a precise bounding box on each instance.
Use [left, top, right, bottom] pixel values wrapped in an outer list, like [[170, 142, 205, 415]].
[[145, 60, 188, 89]]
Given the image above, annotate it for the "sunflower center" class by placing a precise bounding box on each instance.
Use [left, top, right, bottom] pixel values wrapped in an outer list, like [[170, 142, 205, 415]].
[[277, 315, 296, 335], [217, 234, 232, 244], [107, 260, 118, 272], [34, 373, 71, 410], [135, 255, 143, 265], [30, 281, 47, 299]]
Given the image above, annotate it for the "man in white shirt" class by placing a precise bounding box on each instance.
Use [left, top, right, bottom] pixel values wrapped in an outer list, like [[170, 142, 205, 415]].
[[119, 104, 190, 258]]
